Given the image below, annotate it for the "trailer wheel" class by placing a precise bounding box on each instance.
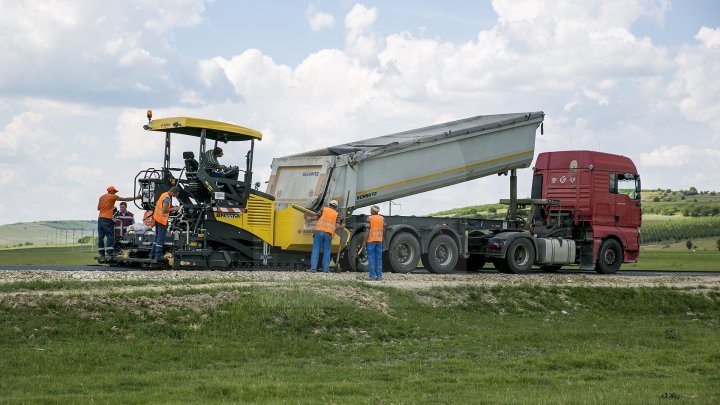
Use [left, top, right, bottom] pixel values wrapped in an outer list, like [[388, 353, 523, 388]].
[[595, 239, 622, 274], [422, 234, 459, 274], [503, 238, 535, 274], [387, 232, 420, 273], [456, 254, 486, 271], [339, 233, 369, 272]]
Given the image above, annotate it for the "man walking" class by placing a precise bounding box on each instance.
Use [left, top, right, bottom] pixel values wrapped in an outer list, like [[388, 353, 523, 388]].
[[97, 186, 139, 258], [362, 205, 385, 280], [305, 199, 343, 273], [150, 186, 181, 263]]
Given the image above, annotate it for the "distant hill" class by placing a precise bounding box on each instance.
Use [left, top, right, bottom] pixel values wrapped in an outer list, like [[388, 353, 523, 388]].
[[430, 188, 720, 218], [0, 220, 97, 248], [428, 188, 720, 244]]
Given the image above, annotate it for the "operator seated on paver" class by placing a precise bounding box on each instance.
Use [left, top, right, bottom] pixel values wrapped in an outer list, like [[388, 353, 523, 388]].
[[113, 202, 135, 238], [204, 147, 239, 180]]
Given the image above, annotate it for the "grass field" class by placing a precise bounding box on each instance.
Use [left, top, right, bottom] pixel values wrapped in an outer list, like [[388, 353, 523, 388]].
[[1, 281, 718, 403], [0, 245, 96, 266]]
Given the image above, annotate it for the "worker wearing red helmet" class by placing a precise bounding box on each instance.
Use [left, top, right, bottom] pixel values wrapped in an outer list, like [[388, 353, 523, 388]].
[[97, 186, 140, 258]]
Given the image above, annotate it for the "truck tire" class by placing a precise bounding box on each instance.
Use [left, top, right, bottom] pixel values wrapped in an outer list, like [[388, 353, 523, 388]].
[[456, 254, 486, 271], [492, 259, 511, 273], [503, 237, 535, 274], [338, 233, 368, 272], [421, 234, 459, 274], [386, 232, 420, 273], [595, 239, 622, 274]]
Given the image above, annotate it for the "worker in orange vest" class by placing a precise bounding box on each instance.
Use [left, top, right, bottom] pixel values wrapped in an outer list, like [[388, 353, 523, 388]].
[[97, 186, 140, 258], [143, 210, 155, 227], [150, 186, 181, 263], [305, 199, 344, 272], [362, 205, 385, 280]]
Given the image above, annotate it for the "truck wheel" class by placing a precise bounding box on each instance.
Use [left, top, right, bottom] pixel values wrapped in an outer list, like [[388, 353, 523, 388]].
[[387, 232, 420, 273], [456, 254, 486, 271], [595, 239, 622, 274], [339, 233, 368, 272], [421, 234, 459, 274], [492, 259, 511, 273], [503, 238, 535, 274]]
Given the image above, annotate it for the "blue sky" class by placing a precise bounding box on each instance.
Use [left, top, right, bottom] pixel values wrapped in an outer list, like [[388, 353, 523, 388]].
[[0, 0, 719, 224]]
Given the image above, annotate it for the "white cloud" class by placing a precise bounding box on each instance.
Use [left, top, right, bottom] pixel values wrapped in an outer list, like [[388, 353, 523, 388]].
[[640, 145, 693, 167], [0, 0, 211, 106], [696, 26, 720, 48], [307, 4, 335, 32], [640, 145, 720, 168], [0, 111, 46, 156], [669, 26, 720, 130], [344, 4, 382, 63], [0, 164, 19, 186]]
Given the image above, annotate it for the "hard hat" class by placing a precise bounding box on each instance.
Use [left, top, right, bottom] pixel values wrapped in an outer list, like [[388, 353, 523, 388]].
[[329, 200, 338, 207], [107, 186, 118, 193], [371, 205, 380, 213]]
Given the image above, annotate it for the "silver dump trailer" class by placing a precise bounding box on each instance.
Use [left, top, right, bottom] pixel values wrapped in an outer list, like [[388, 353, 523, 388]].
[[267, 112, 544, 211], [267, 112, 544, 274]]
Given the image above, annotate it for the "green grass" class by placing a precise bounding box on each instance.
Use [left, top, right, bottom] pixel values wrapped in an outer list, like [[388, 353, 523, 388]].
[[1, 282, 718, 403], [0, 245, 96, 265]]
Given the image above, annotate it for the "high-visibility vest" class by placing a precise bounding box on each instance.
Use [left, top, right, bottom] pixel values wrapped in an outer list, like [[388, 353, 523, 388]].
[[144, 210, 155, 227], [315, 207, 338, 236], [367, 214, 384, 242], [153, 192, 171, 226]]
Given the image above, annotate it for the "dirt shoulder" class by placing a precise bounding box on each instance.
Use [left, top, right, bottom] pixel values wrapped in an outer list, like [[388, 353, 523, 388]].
[[1, 270, 719, 291]]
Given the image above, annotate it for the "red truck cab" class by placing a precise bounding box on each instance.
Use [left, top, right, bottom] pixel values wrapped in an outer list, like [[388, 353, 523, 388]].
[[533, 151, 642, 271]]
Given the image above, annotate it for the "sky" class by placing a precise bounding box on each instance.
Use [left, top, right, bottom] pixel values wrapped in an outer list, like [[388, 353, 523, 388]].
[[0, 0, 719, 225]]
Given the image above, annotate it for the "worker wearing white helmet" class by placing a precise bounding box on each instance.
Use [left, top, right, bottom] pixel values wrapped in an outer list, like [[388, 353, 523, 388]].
[[362, 205, 385, 280], [304, 199, 344, 272]]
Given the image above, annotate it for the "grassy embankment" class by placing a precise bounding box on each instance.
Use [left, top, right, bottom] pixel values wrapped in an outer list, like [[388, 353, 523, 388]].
[[1, 281, 718, 403]]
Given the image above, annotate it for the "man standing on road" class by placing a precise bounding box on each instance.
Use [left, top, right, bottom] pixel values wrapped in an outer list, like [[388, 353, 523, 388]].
[[150, 186, 181, 263], [362, 205, 385, 281], [97, 186, 139, 258], [305, 200, 344, 273]]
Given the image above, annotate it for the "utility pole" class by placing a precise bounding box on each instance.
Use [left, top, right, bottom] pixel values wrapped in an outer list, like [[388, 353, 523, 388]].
[[388, 200, 401, 216]]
